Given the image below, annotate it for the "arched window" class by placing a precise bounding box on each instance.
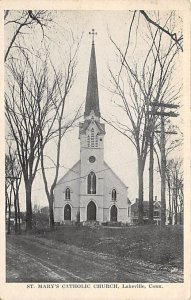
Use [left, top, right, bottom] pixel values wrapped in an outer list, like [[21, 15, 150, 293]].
[[64, 204, 71, 220], [87, 201, 96, 221], [65, 188, 70, 200], [87, 135, 90, 147], [110, 205, 117, 222], [95, 134, 98, 147], [90, 128, 94, 147], [87, 171, 96, 194], [112, 189, 117, 201]]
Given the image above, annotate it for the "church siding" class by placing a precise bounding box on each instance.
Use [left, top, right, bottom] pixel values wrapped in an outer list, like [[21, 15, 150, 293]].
[[54, 207, 63, 223], [54, 161, 80, 223], [103, 164, 129, 223]]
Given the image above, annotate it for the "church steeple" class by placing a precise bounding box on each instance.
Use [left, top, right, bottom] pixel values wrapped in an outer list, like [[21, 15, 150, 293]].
[[84, 29, 100, 118]]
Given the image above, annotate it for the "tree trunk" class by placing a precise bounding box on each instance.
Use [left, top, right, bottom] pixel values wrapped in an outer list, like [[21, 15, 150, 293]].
[[16, 190, 21, 234], [48, 192, 54, 229], [179, 209, 181, 225], [7, 201, 11, 234], [5, 187, 8, 216], [179, 203, 183, 225], [7, 187, 12, 234], [25, 182, 32, 231], [149, 133, 154, 223], [14, 191, 18, 234], [174, 186, 178, 225], [171, 189, 174, 225], [138, 157, 144, 225], [168, 181, 172, 225], [5, 188, 9, 229]]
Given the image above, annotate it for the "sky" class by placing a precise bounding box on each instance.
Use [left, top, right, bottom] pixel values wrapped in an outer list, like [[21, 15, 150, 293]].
[[5, 10, 183, 211]]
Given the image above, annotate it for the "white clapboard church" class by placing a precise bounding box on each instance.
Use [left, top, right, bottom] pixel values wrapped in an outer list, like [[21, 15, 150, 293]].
[[54, 33, 131, 224]]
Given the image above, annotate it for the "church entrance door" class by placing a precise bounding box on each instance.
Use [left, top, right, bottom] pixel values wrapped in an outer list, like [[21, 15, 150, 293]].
[[87, 201, 96, 221], [64, 204, 71, 220], [110, 205, 117, 222]]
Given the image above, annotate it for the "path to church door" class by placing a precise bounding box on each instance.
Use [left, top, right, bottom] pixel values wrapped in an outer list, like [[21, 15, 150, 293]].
[[64, 204, 71, 220], [87, 201, 96, 221], [110, 205, 117, 222]]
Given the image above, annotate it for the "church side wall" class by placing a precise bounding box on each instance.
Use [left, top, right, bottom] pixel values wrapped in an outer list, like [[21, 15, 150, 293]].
[[54, 161, 80, 223], [104, 165, 131, 224]]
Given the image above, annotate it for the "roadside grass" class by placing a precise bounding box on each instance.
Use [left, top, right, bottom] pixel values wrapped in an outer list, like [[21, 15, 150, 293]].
[[34, 225, 183, 270]]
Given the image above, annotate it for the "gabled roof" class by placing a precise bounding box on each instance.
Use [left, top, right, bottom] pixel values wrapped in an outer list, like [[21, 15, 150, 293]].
[[131, 200, 161, 212], [95, 121, 105, 134], [104, 161, 128, 189], [131, 201, 149, 212], [79, 119, 105, 135], [55, 160, 81, 187], [84, 43, 100, 118]]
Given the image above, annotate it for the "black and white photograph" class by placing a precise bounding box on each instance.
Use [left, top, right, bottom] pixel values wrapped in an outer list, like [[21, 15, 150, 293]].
[[2, 2, 191, 299]]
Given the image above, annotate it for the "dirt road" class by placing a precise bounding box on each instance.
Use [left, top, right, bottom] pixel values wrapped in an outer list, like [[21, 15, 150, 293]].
[[6, 235, 183, 283]]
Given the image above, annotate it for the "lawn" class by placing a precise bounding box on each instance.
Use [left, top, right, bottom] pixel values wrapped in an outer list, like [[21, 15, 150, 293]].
[[35, 225, 183, 270]]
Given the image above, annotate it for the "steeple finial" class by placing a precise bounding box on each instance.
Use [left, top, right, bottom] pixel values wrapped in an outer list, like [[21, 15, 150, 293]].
[[89, 28, 97, 45]]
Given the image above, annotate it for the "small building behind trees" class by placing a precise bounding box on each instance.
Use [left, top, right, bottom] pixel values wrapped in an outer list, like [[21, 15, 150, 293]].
[[131, 198, 183, 226], [131, 198, 162, 226]]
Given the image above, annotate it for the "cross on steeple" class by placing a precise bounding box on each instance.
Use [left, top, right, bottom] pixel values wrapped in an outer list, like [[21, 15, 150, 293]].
[[89, 29, 97, 45]]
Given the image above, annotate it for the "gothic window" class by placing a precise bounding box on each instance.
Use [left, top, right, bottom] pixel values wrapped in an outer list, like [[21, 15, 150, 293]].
[[88, 128, 99, 148], [112, 189, 117, 201], [87, 201, 96, 221], [65, 188, 70, 200], [95, 134, 98, 147], [90, 128, 94, 147], [110, 205, 117, 222], [87, 171, 96, 194], [64, 204, 71, 220], [87, 135, 90, 147]]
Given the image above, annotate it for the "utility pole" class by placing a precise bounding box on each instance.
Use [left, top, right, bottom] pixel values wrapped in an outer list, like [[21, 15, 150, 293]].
[[149, 131, 154, 222], [149, 126, 154, 223], [149, 102, 179, 226], [160, 106, 166, 226]]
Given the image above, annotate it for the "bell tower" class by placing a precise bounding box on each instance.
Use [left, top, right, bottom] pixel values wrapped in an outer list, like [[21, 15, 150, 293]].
[[79, 30, 105, 222]]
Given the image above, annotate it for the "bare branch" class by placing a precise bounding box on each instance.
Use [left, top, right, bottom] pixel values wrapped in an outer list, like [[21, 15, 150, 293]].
[[140, 10, 183, 51]]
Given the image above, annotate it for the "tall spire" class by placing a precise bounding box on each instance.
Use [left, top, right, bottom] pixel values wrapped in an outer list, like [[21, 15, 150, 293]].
[[84, 29, 100, 118]]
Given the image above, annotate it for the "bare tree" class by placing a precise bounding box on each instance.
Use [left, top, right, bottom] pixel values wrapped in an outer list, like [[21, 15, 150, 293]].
[[154, 123, 183, 175], [5, 49, 66, 231], [166, 158, 183, 225], [4, 10, 52, 62], [5, 143, 22, 234], [5, 153, 13, 234], [107, 11, 182, 224], [5, 31, 81, 230], [39, 41, 82, 228]]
